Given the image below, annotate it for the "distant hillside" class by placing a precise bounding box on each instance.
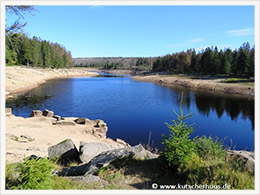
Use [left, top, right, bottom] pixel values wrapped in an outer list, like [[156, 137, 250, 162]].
[[73, 57, 153, 70]]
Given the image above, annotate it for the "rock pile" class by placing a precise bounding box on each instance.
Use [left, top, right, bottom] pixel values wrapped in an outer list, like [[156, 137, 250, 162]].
[[30, 109, 108, 138]]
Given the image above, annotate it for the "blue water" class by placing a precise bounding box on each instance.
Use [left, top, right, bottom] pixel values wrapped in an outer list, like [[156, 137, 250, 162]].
[[8, 74, 254, 150]]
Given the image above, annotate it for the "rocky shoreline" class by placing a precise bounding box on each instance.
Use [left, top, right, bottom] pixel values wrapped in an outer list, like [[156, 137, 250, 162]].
[[5, 108, 254, 186], [132, 75, 254, 97], [5, 108, 130, 163], [5, 66, 99, 99]]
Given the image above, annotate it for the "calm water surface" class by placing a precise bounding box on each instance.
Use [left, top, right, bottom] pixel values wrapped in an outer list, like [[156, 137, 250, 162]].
[[7, 74, 254, 150]]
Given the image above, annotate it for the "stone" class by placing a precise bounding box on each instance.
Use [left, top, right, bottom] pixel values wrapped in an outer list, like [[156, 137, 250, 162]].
[[43, 109, 54, 117], [132, 149, 159, 160], [79, 142, 120, 163], [54, 121, 76, 126], [59, 144, 154, 176], [53, 115, 61, 121], [93, 128, 107, 138], [74, 118, 86, 124], [5, 108, 12, 116], [93, 119, 106, 128], [18, 134, 34, 142], [30, 110, 43, 117], [88, 119, 108, 138], [48, 139, 80, 165]]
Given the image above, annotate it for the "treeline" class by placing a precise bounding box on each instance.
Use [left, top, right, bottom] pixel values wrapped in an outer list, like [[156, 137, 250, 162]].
[[74, 42, 254, 77], [6, 33, 73, 68], [153, 42, 254, 76], [73, 57, 151, 70]]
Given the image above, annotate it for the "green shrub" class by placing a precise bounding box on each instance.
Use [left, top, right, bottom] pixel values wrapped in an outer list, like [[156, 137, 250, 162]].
[[194, 136, 226, 161], [7, 157, 55, 190], [6, 158, 89, 190]]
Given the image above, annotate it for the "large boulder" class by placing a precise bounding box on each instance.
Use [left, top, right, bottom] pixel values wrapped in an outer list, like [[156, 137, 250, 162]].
[[79, 142, 120, 163], [30, 110, 43, 117], [48, 139, 79, 165], [59, 144, 159, 176]]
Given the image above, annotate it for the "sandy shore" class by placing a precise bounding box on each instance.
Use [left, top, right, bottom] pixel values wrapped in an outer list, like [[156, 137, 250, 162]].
[[132, 75, 254, 97], [5, 114, 126, 163], [5, 66, 99, 97]]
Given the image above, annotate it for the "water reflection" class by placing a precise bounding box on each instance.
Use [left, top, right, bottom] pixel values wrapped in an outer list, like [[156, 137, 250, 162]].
[[6, 94, 52, 110], [193, 93, 254, 130]]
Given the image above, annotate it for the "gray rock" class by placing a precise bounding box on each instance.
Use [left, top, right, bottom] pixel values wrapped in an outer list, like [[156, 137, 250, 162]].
[[43, 109, 54, 117], [53, 115, 61, 121], [132, 149, 159, 160], [79, 142, 120, 163], [5, 108, 12, 116], [59, 144, 152, 176], [48, 139, 79, 165], [54, 121, 76, 126], [30, 110, 43, 117]]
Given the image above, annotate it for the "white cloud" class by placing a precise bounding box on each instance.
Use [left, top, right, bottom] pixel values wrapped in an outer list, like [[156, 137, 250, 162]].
[[225, 28, 254, 37], [188, 38, 203, 43]]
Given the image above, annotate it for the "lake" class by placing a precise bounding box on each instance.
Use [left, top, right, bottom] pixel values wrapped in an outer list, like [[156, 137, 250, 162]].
[[7, 73, 254, 151]]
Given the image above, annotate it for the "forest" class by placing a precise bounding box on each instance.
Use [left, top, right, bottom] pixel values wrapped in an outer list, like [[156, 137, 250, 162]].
[[6, 33, 73, 68], [152, 42, 254, 76], [74, 42, 254, 77]]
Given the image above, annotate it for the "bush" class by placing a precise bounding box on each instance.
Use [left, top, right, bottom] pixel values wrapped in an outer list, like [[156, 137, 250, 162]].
[[7, 157, 55, 189], [194, 136, 226, 161], [6, 157, 87, 190]]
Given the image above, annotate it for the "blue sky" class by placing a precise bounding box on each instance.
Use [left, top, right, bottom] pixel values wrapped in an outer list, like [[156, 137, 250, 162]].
[[6, 5, 255, 58]]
